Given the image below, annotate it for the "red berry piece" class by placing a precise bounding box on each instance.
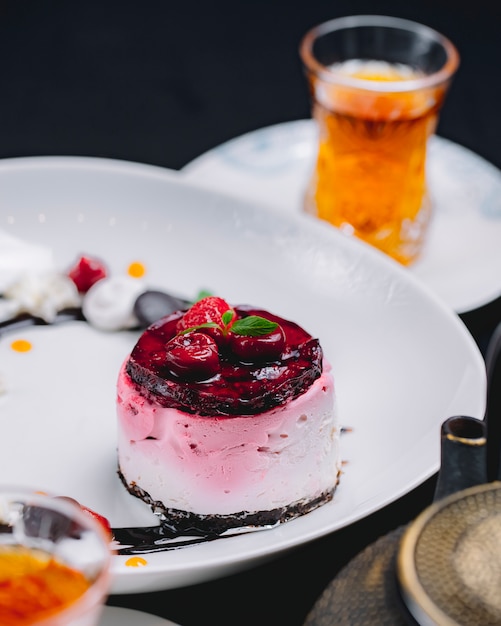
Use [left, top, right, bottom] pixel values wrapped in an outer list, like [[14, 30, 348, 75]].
[[177, 296, 234, 331], [229, 324, 286, 363], [165, 331, 220, 381], [80, 505, 113, 539], [68, 255, 107, 293], [55, 496, 112, 539]]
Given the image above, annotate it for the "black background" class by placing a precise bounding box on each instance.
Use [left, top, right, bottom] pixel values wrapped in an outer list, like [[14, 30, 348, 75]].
[[1, 0, 500, 172], [1, 1, 500, 624]]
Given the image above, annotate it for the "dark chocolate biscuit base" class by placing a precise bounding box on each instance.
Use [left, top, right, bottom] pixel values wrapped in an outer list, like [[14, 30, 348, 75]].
[[118, 467, 339, 536]]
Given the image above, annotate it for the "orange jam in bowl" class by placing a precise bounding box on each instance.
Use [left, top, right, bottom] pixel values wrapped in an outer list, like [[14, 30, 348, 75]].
[[0, 546, 91, 625], [0, 489, 112, 625]]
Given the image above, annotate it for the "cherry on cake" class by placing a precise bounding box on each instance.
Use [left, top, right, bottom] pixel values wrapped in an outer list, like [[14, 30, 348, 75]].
[[116, 296, 340, 534]]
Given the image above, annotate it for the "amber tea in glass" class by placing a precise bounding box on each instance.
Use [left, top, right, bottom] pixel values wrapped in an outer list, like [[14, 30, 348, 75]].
[[300, 15, 459, 265]]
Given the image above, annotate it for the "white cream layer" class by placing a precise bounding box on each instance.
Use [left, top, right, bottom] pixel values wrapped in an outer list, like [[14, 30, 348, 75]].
[[117, 360, 339, 516]]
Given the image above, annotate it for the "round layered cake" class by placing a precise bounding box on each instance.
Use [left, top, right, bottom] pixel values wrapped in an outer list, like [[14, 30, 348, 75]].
[[117, 296, 340, 534]]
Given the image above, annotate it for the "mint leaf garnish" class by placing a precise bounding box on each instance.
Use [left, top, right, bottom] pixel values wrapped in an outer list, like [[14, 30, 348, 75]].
[[230, 316, 278, 336], [180, 322, 220, 335], [179, 315, 278, 337]]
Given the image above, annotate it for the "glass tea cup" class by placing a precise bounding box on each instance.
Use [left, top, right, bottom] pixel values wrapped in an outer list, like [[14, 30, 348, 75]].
[[0, 487, 112, 626], [299, 15, 459, 265]]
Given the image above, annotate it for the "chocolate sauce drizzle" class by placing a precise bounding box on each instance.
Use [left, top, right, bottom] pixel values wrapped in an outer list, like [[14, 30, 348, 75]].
[[0, 308, 86, 336], [111, 524, 235, 555]]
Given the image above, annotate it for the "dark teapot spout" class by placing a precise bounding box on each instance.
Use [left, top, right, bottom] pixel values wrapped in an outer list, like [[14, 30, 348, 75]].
[[433, 415, 487, 502]]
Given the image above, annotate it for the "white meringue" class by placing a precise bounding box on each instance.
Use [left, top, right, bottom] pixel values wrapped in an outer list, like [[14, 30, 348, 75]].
[[4, 272, 80, 323], [82, 275, 146, 331]]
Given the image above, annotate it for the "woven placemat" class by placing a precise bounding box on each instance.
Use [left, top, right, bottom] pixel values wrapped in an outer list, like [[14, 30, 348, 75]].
[[304, 526, 415, 625]]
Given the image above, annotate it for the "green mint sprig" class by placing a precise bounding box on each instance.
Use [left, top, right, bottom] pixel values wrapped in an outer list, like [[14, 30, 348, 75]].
[[181, 310, 278, 338], [229, 315, 278, 336]]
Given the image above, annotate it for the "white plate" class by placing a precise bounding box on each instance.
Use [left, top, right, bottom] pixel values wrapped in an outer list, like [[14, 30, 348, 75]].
[[182, 119, 501, 313], [0, 156, 486, 594], [100, 606, 179, 626]]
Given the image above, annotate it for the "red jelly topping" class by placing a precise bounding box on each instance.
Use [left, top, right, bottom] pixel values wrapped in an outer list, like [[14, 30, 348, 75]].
[[126, 305, 323, 417]]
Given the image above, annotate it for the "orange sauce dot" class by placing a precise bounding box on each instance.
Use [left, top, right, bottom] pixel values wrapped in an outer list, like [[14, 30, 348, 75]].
[[127, 262, 146, 278], [10, 339, 32, 353], [125, 557, 148, 568]]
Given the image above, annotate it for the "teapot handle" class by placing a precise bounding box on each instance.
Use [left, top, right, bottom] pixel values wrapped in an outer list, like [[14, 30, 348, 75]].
[[433, 415, 487, 501]]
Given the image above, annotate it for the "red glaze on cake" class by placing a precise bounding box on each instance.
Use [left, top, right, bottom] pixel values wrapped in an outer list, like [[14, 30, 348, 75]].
[[117, 297, 340, 533]]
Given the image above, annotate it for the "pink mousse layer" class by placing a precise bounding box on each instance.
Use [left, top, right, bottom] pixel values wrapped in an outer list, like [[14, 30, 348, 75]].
[[117, 360, 339, 516]]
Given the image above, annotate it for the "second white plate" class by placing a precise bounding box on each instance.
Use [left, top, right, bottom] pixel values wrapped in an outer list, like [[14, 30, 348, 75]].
[[183, 119, 501, 313], [100, 606, 179, 626]]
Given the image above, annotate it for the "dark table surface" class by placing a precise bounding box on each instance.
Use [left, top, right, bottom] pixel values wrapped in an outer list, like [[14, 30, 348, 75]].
[[1, 1, 500, 624]]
